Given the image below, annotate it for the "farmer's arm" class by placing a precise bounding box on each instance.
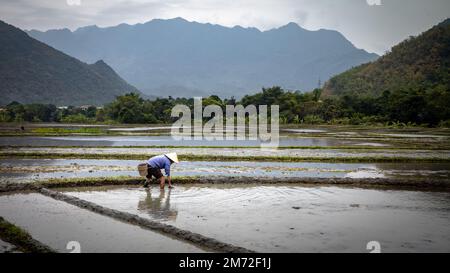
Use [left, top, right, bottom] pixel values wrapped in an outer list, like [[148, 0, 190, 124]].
[[164, 164, 173, 188], [167, 176, 173, 188]]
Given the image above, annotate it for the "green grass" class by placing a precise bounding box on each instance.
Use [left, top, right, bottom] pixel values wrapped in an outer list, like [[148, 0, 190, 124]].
[[1, 152, 449, 163], [30, 127, 105, 135], [1, 144, 449, 150], [29, 175, 450, 193], [41, 176, 142, 188], [40, 175, 200, 189]]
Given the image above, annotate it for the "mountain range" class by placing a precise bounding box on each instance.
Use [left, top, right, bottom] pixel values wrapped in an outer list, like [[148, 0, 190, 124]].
[[28, 17, 378, 98], [0, 20, 139, 106]]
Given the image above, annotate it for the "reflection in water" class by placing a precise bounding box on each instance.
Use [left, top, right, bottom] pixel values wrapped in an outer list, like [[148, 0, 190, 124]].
[[137, 189, 178, 221], [0, 136, 391, 147], [0, 193, 199, 253], [65, 185, 450, 252]]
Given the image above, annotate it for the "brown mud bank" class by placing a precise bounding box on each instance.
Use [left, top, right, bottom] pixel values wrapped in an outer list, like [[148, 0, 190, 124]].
[[2, 147, 449, 163], [1, 175, 450, 193], [25, 176, 450, 191], [0, 182, 39, 193]]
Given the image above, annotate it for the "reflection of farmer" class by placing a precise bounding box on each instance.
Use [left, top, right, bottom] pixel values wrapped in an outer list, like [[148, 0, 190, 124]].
[[138, 188, 177, 221], [144, 153, 179, 189]]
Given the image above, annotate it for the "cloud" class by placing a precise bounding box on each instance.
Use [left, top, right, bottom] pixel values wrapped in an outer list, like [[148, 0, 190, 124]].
[[66, 0, 81, 6], [366, 0, 382, 6], [0, 0, 449, 54]]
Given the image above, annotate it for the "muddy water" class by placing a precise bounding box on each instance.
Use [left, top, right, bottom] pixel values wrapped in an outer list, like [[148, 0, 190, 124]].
[[62, 185, 450, 253], [0, 136, 394, 147], [1, 159, 450, 182], [108, 126, 173, 132], [379, 133, 447, 138], [0, 193, 204, 253]]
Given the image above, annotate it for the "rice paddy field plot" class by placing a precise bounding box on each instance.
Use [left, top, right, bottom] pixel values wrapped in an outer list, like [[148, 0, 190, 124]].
[[0, 135, 401, 147], [60, 184, 450, 253], [0, 192, 205, 253], [2, 146, 450, 161], [1, 159, 450, 183], [0, 125, 449, 253], [2, 124, 449, 151], [2, 123, 449, 136]]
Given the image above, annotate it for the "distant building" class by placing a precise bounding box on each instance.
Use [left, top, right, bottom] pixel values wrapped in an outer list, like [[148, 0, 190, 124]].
[[57, 105, 101, 111], [80, 105, 95, 111]]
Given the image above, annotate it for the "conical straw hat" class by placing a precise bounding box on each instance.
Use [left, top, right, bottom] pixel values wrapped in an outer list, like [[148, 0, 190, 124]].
[[165, 152, 179, 163]]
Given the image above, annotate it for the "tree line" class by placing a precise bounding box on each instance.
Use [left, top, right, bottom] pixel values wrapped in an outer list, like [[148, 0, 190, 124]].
[[1, 86, 449, 127]]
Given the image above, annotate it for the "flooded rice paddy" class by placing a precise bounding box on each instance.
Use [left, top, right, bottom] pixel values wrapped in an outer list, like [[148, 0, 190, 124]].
[[60, 184, 450, 253], [0, 135, 399, 147], [2, 124, 449, 148], [0, 125, 449, 252], [0, 192, 204, 253], [1, 159, 450, 182]]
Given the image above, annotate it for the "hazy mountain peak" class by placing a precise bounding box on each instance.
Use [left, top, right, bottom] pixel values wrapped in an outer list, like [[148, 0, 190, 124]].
[[283, 22, 303, 29], [145, 17, 189, 25], [74, 25, 100, 33], [27, 18, 378, 98], [92, 59, 108, 66], [170, 17, 189, 22]]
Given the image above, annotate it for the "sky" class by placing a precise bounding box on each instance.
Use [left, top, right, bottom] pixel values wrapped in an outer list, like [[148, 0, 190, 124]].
[[1, 0, 449, 54]]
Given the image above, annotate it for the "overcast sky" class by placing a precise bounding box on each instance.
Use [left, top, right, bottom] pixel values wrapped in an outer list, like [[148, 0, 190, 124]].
[[1, 0, 449, 54]]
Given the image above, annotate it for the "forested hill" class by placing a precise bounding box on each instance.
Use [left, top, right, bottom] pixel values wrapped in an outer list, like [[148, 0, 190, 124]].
[[0, 20, 139, 106], [324, 19, 450, 98]]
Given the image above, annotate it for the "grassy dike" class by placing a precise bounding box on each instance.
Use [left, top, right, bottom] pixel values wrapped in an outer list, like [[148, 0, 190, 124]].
[[0, 152, 449, 163], [1, 145, 449, 150], [1, 175, 447, 192]]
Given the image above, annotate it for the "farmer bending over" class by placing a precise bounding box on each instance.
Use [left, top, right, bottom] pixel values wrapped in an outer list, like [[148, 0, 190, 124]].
[[144, 153, 179, 189]]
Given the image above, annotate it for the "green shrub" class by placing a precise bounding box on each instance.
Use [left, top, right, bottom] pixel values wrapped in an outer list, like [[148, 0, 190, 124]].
[[61, 114, 95, 124], [303, 115, 324, 124]]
